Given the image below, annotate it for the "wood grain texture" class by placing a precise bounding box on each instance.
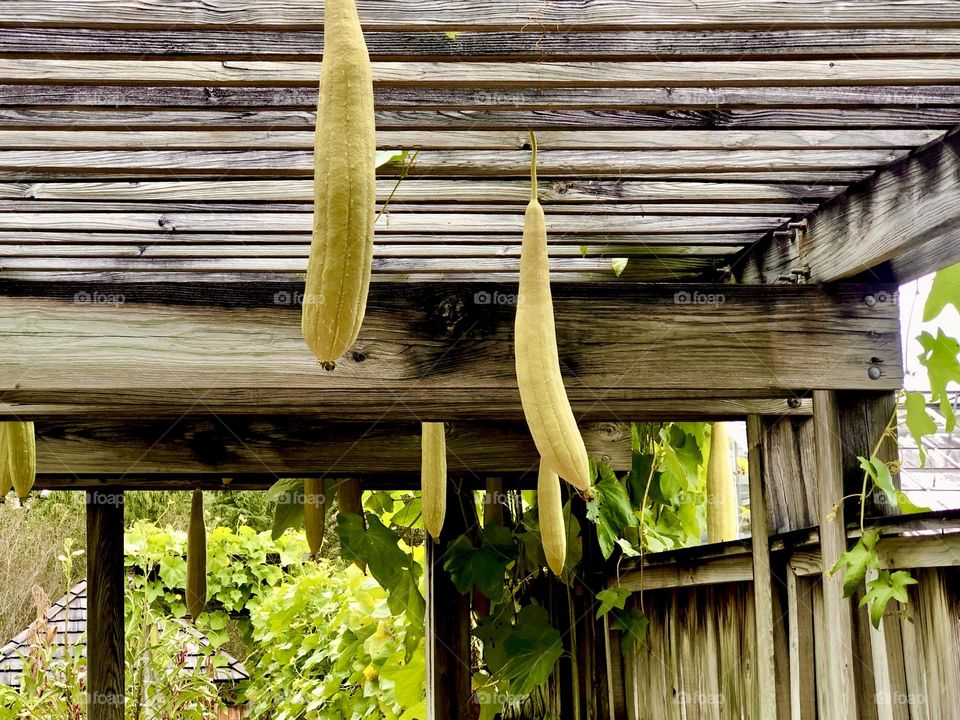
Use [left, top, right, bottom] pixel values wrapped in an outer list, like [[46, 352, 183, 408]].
[[618, 554, 753, 591], [761, 416, 819, 534], [5, 28, 960, 60], [5, 58, 960, 86], [812, 390, 860, 719], [86, 490, 124, 720], [746, 415, 780, 720], [10, 0, 960, 30], [746, 128, 960, 283], [0, 283, 902, 421], [29, 418, 632, 478], [786, 569, 817, 720]]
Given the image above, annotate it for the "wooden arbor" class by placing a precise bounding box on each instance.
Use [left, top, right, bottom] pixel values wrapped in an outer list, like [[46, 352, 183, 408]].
[[1, 1, 960, 717]]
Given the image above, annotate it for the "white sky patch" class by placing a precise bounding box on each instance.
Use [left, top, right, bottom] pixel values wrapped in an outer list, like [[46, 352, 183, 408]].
[[899, 273, 960, 392]]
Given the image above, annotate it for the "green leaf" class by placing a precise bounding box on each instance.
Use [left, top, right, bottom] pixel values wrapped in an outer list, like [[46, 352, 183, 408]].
[[917, 329, 960, 432], [831, 528, 880, 597], [923, 263, 960, 322], [595, 587, 631, 619], [443, 525, 516, 601], [587, 463, 638, 559], [444, 30, 461, 40], [860, 570, 918, 629], [498, 605, 563, 696], [579, 245, 588, 258], [375, 149, 406, 168], [611, 258, 628, 277], [266, 478, 305, 540], [894, 490, 930, 515], [904, 391, 938, 466], [859, 455, 896, 505], [611, 608, 648, 653]]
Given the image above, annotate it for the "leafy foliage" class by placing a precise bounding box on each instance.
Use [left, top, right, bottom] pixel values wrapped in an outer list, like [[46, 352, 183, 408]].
[[861, 570, 918, 629]]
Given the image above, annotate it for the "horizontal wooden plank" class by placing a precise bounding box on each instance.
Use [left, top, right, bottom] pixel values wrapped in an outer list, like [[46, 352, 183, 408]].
[[0, 129, 939, 151], [5, 28, 960, 60], [0, 231, 763, 248], [0, 149, 902, 176], [789, 533, 960, 576], [0, 179, 844, 203], [30, 418, 633, 478], [0, 211, 790, 234], [8, 0, 960, 30], [745, 128, 960, 282], [5, 58, 960, 87], [5, 108, 959, 130], [0, 200, 821, 216], [0, 283, 903, 422], [4, 84, 959, 109], [618, 554, 754, 591]]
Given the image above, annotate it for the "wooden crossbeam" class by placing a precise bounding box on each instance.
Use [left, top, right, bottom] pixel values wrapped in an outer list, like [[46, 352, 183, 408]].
[[4, 58, 960, 86], [0, 282, 900, 421], [5, 28, 960, 60], [742, 128, 960, 283], [9, 0, 960, 30]]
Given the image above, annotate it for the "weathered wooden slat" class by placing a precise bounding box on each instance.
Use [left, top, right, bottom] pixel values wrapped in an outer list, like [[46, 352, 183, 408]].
[[0, 149, 902, 176], [0, 180, 847, 205], [9, 0, 960, 30], [0, 179, 846, 203], [3, 394, 813, 423], [0, 243, 745, 259], [0, 200, 818, 217], [0, 283, 902, 420], [5, 58, 960, 87], [4, 84, 959, 109], [743, 128, 960, 283], [5, 107, 960, 130], [6, 28, 960, 60], [0, 211, 790, 233], [1, 128, 939, 150], [0, 256, 718, 276], [0, 231, 762, 248], [29, 419, 632, 478], [618, 555, 754, 591], [812, 390, 861, 719]]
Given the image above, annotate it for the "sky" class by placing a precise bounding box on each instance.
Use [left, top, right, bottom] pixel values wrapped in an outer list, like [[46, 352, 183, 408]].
[[899, 273, 960, 392]]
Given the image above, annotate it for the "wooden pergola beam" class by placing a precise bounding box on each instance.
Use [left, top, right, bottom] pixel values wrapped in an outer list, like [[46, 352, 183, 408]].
[[0, 282, 899, 422], [741, 128, 960, 284]]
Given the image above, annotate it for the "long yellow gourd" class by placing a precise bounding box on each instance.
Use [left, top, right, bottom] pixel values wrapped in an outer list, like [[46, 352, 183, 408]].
[[421, 422, 447, 541], [187, 489, 207, 620], [304, 477, 326, 556], [301, 0, 376, 369], [1, 422, 35, 501], [706, 422, 739, 543], [515, 133, 592, 493], [537, 461, 566, 576]]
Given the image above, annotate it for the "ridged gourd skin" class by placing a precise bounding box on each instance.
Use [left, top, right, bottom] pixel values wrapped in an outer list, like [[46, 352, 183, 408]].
[[187, 489, 207, 621], [421, 422, 447, 541], [301, 0, 376, 369], [515, 133, 592, 494], [706, 422, 739, 543], [304, 477, 326, 556], [537, 461, 567, 576], [1, 422, 35, 501]]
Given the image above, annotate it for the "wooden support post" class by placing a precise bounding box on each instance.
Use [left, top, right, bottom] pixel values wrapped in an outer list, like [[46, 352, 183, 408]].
[[746, 415, 781, 720], [86, 490, 124, 720], [426, 480, 474, 720], [812, 390, 860, 718], [786, 568, 817, 720], [837, 391, 900, 519]]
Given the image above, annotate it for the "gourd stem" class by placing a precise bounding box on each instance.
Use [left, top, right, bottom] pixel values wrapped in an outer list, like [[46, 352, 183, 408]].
[[529, 131, 538, 201]]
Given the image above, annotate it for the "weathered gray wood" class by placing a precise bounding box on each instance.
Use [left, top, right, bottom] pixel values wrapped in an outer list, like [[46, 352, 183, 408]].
[[10, 0, 960, 29], [618, 555, 754, 591], [6, 84, 960, 111], [786, 568, 817, 720], [0, 178, 845, 203], [837, 392, 901, 520], [7, 28, 960, 59], [0, 148, 903, 176], [4, 107, 960, 130], [28, 418, 632, 478], [6, 58, 960, 86], [86, 490, 124, 720], [812, 390, 860, 719], [745, 128, 960, 283], [0, 283, 902, 420], [746, 415, 780, 719], [761, 416, 819, 533]]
